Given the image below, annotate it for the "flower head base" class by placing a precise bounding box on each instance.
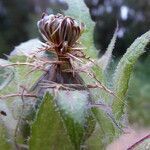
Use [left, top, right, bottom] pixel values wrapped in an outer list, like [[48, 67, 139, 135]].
[[37, 13, 84, 54]]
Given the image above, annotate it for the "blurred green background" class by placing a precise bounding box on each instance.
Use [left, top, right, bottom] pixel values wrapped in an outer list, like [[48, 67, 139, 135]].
[[0, 0, 150, 127]]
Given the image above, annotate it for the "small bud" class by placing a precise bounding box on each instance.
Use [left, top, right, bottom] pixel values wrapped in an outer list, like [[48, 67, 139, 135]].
[[37, 13, 84, 54]]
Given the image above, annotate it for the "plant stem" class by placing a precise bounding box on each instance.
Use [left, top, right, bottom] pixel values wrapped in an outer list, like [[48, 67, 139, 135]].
[[127, 134, 150, 150]]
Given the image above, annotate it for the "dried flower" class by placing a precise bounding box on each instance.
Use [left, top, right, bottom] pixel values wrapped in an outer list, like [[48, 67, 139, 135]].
[[37, 13, 84, 54]]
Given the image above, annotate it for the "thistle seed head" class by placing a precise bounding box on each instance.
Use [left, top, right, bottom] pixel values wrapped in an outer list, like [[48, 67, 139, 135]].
[[37, 13, 84, 54]]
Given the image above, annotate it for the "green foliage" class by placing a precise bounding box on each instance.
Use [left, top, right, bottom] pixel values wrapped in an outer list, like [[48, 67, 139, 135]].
[[1, 55, 42, 94], [55, 90, 95, 149], [0, 125, 11, 150], [29, 89, 96, 150], [0, 55, 42, 148], [0, 59, 14, 90], [81, 27, 120, 147], [65, 2, 119, 147], [0, 1, 150, 149], [98, 25, 118, 71], [92, 108, 116, 146], [78, 27, 128, 148], [65, 0, 98, 58], [112, 30, 150, 121], [29, 92, 73, 150], [0, 99, 18, 149]]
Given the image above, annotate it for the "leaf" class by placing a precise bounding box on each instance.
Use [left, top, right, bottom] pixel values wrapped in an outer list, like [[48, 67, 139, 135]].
[[61, 22, 120, 147], [7, 40, 46, 90], [92, 107, 116, 146], [80, 25, 118, 86], [85, 126, 105, 150], [29, 92, 73, 150], [98, 25, 118, 71], [0, 56, 43, 147], [79, 66, 118, 148], [55, 90, 96, 149], [112, 30, 150, 121], [0, 125, 11, 150], [10, 38, 44, 57], [0, 59, 14, 90], [0, 100, 17, 149], [65, 0, 98, 58], [0, 56, 42, 95]]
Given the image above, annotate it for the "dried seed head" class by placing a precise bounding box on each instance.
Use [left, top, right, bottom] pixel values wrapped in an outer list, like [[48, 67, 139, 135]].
[[37, 13, 84, 54]]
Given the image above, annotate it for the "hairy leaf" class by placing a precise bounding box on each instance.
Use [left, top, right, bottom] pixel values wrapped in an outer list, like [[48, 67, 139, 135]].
[[10, 38, 44, 57], [55, 90, 96, 149], [29, 92, 73, 150], [98, 25, 118, 71], [0, 125, 11, 150], [112, 30, 150, 121], [0, 59, 14, 90], [80, 25, 118, 86], [0, 100, 17, 149], [0, 56, 43, 146], [65, 0, 98, 58], [92, 108, 116, 146]]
